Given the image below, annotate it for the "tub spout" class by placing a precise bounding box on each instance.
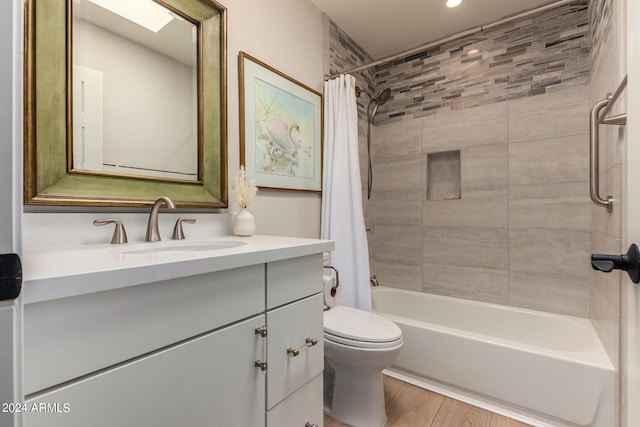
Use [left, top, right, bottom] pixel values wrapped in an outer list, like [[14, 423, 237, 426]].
[[370, 275, 380, 286]]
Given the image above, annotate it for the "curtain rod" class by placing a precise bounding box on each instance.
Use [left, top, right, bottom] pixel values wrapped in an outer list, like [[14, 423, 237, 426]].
[[325, 0, 579, 80]]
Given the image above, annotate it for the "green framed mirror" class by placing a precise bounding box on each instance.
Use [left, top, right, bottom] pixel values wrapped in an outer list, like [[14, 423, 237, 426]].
[[24, 0, 227, 208]]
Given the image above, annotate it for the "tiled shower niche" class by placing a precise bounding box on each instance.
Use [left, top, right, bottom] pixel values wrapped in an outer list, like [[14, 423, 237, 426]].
[[426, 150, 461, 201]]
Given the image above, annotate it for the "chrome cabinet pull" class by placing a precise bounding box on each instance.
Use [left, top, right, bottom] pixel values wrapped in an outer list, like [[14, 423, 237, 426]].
[[287, 337, 319, 357], [287, 347, 301, 357], [305, 422, 318, 427], [254, 326, 267, 370]]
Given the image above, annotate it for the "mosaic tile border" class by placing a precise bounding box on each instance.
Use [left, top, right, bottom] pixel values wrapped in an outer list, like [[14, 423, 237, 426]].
[[326, 1, 590, 124], [327, 20, 376, 120]]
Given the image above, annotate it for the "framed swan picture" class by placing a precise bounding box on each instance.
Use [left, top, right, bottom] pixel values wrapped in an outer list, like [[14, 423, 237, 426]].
[[239, 52, 323, 192]]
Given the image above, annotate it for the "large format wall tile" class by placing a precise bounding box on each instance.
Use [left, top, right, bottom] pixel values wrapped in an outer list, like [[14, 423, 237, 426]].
[[374, 224, 423, 267], [423, 190, 508, 228], [423, 226, 508, 270], [422, 103, 508, 153], [508, 94, 589, 142], [374, 190, 422, 226], [374, 155, 422, 192], [508, 134, 589, 185], [374, 118, 422, 158], [509, 182, 590, 230], [509, 271, 589, 317], [461, 143, 509, 192], [370, 259, 422, 292], [422, 263, 509, 305], [509, 228, 590, 278]]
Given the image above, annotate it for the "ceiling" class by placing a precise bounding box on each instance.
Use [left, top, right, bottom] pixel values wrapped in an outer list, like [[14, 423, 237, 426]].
[[309, 0, 562, 59]]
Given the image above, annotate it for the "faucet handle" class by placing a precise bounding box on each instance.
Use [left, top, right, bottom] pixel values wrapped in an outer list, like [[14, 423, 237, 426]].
[[172, 218, 196, 240], [93, 218, 128, 244]]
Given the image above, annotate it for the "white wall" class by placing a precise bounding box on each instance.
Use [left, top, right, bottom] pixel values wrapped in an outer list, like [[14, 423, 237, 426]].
[[23, 0, 324, 248], [220, 0, 324, 238]]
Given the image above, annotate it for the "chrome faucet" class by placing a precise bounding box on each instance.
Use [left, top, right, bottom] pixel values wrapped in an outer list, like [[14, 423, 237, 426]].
[[145, 197, 176, 242], [370, 275, 380, 286]]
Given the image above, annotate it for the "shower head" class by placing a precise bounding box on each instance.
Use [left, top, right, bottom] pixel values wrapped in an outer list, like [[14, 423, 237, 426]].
[[375, 87, 391, 105], [368, 87, 391, 122]]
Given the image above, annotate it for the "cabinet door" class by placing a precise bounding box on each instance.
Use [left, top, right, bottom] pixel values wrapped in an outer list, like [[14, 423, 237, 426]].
[[267, 373, 323, 427], [267, 293, 323, 409], [24, 315, 266, 427], [267, 254, 323, 309]]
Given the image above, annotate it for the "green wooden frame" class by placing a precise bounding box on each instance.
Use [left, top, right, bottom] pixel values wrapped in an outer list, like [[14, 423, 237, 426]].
[[24, 0, 227, 208]]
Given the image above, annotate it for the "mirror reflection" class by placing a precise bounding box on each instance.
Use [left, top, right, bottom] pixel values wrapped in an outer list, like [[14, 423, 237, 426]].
[[71, 0, 199, 182]]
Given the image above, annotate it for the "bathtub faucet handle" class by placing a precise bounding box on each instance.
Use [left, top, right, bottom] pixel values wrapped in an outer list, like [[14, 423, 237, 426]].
[[591, 243, 640, 284]]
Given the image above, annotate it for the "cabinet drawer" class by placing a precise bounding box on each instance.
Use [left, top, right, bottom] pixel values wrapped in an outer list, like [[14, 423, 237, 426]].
[[24, 315, 266, 427], [267, 373, 323, 427], [267, 293, 323, 408], [24, 264, 264, 395], [267, 254, 323, 309]]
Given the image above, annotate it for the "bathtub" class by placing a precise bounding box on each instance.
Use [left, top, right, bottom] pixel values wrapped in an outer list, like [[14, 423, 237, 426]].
[[371, 287, 615, 427]]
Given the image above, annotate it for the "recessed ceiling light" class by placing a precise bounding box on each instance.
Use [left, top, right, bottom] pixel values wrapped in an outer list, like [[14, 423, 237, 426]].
[[446, 0, 462, 8]]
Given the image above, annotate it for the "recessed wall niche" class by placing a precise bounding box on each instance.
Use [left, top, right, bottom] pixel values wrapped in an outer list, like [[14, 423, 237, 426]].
[[427, 150, 461, 201]]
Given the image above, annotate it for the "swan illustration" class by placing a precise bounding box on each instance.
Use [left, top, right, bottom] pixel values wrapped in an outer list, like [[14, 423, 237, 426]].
[[257, 118, 311, 175], [261, 119, 302, 154]]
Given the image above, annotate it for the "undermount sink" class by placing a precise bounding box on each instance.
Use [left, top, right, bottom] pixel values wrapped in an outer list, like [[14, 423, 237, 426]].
[[118, 240, 247, 255]]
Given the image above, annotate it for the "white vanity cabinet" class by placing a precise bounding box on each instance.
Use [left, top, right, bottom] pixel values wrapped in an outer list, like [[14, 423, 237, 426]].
[[24, 315, 266, 427], [265, 255, 324, 427], [21, 240, 330, 427]]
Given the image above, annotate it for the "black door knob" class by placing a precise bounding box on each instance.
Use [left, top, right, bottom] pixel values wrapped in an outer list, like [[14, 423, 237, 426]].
[[0, 253, 22, 301], [591, 243, 640, 284]]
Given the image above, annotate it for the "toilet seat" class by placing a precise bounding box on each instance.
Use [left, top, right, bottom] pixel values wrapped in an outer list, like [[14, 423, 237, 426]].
[[324, 306, 402, 349]]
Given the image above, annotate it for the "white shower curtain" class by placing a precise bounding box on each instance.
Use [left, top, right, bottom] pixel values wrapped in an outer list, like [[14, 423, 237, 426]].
[[321, 74, 372, 311]]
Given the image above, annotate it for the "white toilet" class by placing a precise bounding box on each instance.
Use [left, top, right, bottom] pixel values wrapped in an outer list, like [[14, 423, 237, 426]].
[[323, 304, 403, 427]]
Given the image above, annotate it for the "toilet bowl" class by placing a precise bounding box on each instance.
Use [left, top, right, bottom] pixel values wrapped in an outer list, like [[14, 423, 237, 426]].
[[323, 305, 403, 427]]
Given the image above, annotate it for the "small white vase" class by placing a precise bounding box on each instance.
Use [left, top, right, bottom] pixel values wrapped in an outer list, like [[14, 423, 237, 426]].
[[233, 208, 255, 236]]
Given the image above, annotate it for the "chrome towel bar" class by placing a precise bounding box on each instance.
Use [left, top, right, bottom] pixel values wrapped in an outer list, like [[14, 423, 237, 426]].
[[589, 75, 627, 212]]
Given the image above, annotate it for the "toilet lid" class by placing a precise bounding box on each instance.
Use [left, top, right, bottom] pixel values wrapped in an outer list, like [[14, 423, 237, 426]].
[[324, 306, 402, 343]]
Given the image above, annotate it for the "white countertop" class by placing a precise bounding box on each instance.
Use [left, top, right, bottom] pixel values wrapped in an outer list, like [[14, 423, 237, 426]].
[[23, 235, 334, 304]]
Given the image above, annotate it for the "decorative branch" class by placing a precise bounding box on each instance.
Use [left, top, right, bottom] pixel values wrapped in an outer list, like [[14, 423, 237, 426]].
[[231, 165, 258, 209]]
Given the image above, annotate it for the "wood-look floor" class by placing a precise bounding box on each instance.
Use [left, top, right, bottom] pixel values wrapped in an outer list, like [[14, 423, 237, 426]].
[[324, 375, 532, 427]]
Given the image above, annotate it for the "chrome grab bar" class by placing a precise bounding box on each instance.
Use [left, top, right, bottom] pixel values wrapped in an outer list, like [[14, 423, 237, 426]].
[[590, 75, 628, 212], [590, 98, 613, 212], [599, 75, 627, 125]]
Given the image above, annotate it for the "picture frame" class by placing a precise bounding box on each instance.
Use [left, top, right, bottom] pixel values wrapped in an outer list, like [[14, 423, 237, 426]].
[[239, 51, 323, 192]]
